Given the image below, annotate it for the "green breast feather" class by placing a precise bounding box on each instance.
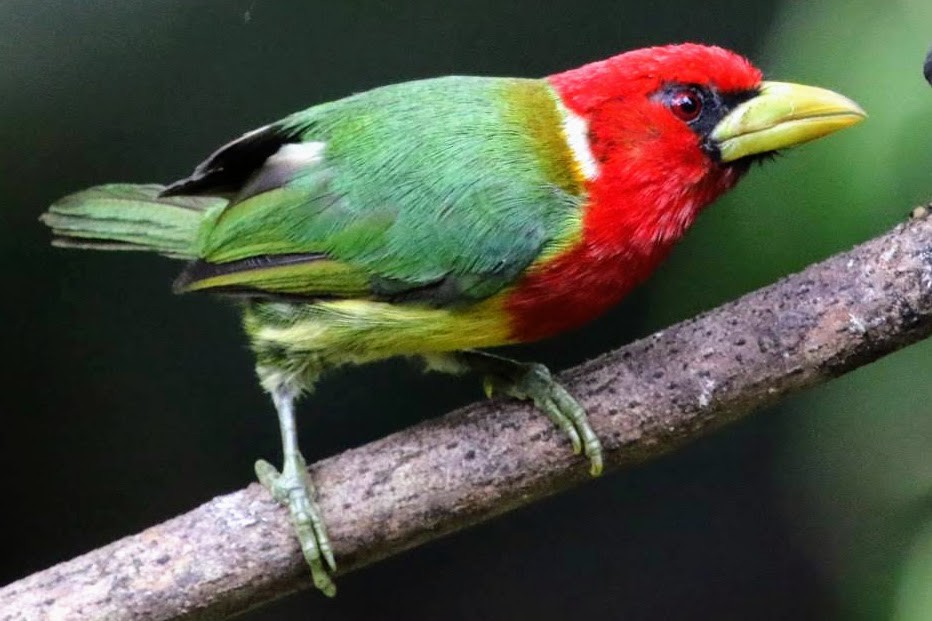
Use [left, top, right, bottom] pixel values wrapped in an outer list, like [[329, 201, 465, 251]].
[[172, 76, 586, 305]]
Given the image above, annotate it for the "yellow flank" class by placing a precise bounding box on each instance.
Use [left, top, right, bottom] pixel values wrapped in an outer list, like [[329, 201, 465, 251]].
[[246, 292, 516, 367]]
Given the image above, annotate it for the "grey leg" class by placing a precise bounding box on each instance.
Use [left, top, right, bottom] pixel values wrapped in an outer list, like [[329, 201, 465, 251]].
[[254, 384, 337, 596]]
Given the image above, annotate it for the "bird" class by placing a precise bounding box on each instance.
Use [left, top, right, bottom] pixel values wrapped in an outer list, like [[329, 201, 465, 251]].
[[41, 43, 865, 596]]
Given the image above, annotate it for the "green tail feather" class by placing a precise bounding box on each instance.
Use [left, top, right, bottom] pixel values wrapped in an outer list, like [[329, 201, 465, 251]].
[[41, 183, 225, 260]]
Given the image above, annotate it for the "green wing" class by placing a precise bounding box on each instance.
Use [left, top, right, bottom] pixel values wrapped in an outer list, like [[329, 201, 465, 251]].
[[169, 76, 585, 305]]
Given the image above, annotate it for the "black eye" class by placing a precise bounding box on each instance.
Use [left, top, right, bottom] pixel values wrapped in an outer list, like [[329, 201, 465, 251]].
[[669, 89, 702, 122]]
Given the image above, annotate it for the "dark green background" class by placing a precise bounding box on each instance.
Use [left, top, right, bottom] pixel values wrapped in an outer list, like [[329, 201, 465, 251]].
[[3, 1, 931, 619]]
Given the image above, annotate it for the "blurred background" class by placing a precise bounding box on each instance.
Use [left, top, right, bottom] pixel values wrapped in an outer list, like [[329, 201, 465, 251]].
[[2, 1, 930, 619]]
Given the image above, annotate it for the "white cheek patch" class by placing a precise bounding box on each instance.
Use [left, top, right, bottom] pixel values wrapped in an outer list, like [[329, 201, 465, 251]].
[[562, 109, 599, 181]]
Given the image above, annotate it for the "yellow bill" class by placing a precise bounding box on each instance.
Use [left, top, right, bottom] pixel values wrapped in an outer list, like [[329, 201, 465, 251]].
[[712, 81, 866, 163]]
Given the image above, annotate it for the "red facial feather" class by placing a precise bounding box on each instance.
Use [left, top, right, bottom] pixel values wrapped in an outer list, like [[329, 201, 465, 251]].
[[503, 44, 762, 342]]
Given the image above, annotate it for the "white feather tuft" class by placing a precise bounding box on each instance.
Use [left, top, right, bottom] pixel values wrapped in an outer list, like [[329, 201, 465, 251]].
[[268, 142, 326, 168], [562, 110, 599, 181]]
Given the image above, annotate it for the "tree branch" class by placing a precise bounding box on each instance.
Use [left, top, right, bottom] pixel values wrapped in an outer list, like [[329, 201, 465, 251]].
[[4, 207, 932, 621]]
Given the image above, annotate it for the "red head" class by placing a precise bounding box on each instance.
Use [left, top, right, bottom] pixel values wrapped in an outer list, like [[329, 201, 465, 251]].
[[551, 43, 763, 112], [549, 44, 765, 253], [505, 43, 864, 342]]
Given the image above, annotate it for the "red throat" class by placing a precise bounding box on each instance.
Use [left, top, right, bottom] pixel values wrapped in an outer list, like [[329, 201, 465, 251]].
[[503, 44, 760, 343]]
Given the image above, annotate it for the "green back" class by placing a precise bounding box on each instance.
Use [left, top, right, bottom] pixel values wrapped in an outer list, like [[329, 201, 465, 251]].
[[179, 76, 586, 304]]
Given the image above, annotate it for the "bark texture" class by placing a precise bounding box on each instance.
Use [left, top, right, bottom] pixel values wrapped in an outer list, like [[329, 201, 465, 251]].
[[4, 209, 932, 621]]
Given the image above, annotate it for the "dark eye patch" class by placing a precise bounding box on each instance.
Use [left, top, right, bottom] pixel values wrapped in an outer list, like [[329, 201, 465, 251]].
[[656, 83, 759, 162]]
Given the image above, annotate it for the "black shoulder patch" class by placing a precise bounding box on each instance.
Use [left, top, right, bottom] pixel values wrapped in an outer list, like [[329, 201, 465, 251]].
[[161, 124, 301, 197]]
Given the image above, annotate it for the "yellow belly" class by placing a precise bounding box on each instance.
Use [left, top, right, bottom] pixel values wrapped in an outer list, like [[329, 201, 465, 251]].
[[244, 294, 515, 367]]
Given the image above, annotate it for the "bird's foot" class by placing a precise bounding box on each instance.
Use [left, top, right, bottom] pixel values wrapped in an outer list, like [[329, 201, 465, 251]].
[[255, 454, 337, 596], [484, 361, 603, 476]]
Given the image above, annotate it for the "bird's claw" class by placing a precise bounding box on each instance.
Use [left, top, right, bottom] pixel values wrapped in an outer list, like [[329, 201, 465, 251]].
[[488, 362, 604, 476], [482, 376, 496, 399], [255, 455, 337, 596]]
